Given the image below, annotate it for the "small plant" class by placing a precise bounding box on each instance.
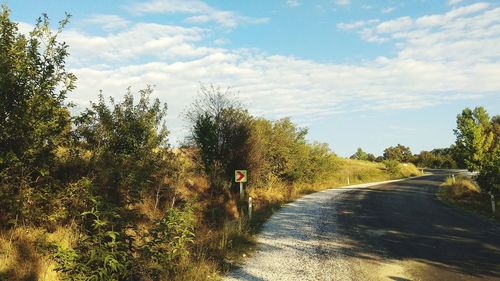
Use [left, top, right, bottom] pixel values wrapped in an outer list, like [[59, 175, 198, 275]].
[[53, 208, 132, 281], [139, 203, 196, 279]]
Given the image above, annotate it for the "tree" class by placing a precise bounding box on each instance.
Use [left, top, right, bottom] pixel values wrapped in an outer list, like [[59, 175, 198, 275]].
[[454, 107, 499, 195], [350, 148, 368, 161], [454, 107, 494, 172], [349, 148, 376, 161], [74, 86, 170, 207], [185, 84, 251, 195], [415, 148, 457, 169], [383, 144, 414, 163], [0, 7, 76, 225]]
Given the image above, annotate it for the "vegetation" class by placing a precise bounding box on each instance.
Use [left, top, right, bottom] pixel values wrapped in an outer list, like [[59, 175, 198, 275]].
[[383, 144, 414, 163], [454, 107, 499, 196], [438, 106, 499, 220], [349, 148, 376, 162], [414, 148, 458, 169], [439, 175, 499, 221], [0, 7, 422, 280]]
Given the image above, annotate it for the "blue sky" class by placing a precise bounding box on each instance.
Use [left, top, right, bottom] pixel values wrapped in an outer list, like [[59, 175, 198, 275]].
[[5, 0, 500, 157]]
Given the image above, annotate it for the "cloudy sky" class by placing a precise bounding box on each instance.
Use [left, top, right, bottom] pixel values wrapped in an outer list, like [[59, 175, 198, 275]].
[[6, 0, 500, 157]]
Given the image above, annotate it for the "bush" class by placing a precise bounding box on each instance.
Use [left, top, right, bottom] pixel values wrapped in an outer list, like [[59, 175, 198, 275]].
[[383, 160, 400, 179], [138, 203, 196, 279]]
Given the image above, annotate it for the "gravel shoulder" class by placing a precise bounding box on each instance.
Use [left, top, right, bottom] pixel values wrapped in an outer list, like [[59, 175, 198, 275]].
[[224, 172, 500, 281]]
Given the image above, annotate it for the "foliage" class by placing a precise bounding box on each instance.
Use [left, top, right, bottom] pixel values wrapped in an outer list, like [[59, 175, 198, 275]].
[[349, 148, 375, 161], [74, 86, 170, 206], [0, 6, 75, 225], [53, 209, 132, 281], [383, 144, 414, 163], [414, 148, 457, 169], [247, 118, 336, 185], [138, 203, 196, 279], [454, 107, 499, 195], [383, 160, 400, 179], [185, 84, 251, 195], [476, 128, 500, 195], [454, 107, 495, 172]]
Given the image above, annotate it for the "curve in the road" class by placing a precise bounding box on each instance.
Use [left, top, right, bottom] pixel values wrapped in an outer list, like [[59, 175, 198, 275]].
[[225, 171, 500, 281]]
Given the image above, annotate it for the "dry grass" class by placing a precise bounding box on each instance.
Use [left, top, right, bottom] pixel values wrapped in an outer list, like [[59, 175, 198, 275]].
[[0, 226, 76, 281], [439, 175, 499, 221], [441, 175, 481, 198]]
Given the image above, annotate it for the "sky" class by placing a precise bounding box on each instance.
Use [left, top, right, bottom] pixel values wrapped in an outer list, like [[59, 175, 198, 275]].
[[5, 0, 500, 157]]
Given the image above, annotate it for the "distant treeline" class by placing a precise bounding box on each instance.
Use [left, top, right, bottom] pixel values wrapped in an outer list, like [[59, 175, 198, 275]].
[[349, 145, 460, 169]]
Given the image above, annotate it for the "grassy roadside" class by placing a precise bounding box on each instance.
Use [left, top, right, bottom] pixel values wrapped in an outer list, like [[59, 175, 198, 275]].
[[0, 160, 420, 280], [438, 175, 500, 222]]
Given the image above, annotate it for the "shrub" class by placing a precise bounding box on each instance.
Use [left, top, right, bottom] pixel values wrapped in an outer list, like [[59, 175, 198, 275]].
[[383, 160, 400, 179]]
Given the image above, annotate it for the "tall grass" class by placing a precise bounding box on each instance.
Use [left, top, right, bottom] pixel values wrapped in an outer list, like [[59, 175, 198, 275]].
[[440, 175, 480, 198], [0, 226, 76, 281]]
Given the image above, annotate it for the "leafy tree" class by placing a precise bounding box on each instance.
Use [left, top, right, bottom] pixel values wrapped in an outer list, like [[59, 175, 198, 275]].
[[476, 143, 499, 195], [74, 86, 170, 206], [454, 107, 495, 172], [383, 144, 414, 163], [185, 84, 251, 195], [415, 148, 457, 169], [0, 6, 76, 225], [350, 148, 368, 160], [350, 148, 375, 161], [247, 117, 336, 185]]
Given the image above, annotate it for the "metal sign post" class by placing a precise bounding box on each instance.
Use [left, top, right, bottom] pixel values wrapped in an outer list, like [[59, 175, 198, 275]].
[[235, 170, 248, 201]]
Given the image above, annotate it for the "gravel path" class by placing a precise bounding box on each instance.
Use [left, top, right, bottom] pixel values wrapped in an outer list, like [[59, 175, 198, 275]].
[[224, 180, 403, 281], [224, 173, 500, 281]]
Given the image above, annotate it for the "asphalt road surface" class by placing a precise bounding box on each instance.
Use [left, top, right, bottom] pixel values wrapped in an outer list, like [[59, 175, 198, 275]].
[[225, 171, 500, 281]]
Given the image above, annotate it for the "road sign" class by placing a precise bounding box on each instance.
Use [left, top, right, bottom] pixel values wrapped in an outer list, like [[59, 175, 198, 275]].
[[235, 170, 247, 183]]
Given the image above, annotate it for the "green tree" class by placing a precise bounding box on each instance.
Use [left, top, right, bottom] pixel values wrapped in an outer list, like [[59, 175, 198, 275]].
[[454, 107, 494, 172], [0, 7, 76, 225], [350, 148, 367, 160], [74, 86, 170, 207], [185, 84, 251, 195], [350, 148, 374, 161], [383, 144, 414, 163], [247, 117, 335, 185]]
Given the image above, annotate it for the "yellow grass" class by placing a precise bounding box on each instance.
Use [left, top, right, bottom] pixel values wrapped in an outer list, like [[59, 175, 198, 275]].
[[0, 226, 76, 281], [441, 175, 480, 198]]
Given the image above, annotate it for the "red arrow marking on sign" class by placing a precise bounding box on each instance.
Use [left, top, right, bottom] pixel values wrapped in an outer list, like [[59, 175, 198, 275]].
[[237, 171, 245, 181]]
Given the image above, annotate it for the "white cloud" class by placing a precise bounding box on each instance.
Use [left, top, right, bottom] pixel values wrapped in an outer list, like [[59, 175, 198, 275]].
[[337, 19, 379, 31], [381, 7, 396, 14], [448, 0, 464, 5], [287, 0, 301, 8], [61, 23, 217, 67], [82, 14, 129, 31], [126, 0, 269, 28], [50, 3, 500, 144]]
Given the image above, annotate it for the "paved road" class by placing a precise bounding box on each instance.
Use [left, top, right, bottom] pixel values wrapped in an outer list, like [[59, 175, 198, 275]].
[[225, 171, 500, 281]]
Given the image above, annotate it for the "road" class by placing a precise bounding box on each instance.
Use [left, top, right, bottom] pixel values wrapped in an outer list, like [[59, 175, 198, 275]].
[[225, 171, 500, 281]]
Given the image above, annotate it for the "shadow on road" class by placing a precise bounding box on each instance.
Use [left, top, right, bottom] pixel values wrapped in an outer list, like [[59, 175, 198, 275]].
[[249, 173, 500, 279]]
